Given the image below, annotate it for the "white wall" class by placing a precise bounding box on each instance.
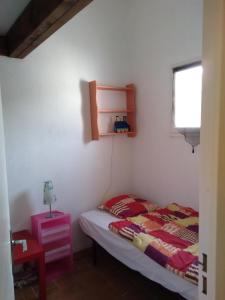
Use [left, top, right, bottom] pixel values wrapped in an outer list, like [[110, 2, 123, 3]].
[[0, 0, 132, 251], [0, 0, 203, 252], [128, 0, 203, 210]]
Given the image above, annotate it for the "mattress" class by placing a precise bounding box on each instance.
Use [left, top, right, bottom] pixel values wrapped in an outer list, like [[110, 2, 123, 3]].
[[79, 210, 198, 300]]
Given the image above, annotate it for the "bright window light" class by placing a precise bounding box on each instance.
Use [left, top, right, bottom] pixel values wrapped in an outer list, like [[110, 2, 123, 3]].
[[173, 63, 203, 128]]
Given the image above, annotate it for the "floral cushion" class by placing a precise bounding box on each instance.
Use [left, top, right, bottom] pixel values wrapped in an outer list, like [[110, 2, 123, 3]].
[[99, 194, 158, 218]]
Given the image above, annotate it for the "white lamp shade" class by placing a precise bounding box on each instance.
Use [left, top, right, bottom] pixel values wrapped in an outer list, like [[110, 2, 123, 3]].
[[43, 181, 56, 205]]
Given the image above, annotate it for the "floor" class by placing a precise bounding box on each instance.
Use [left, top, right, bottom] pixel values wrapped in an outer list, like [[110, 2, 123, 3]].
[[15, 247, 185, 300]]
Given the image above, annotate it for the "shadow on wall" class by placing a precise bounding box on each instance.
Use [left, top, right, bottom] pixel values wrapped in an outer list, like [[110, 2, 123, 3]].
[[80, 80, 92, 144], [10, 191, 33, 231]]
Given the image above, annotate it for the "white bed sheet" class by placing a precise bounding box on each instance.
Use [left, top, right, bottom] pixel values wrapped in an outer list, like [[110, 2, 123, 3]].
[[79, 209, 198, 300]]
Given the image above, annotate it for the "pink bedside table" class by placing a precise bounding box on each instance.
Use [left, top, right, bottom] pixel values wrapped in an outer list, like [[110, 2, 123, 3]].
[[31, 211, 73, 282]]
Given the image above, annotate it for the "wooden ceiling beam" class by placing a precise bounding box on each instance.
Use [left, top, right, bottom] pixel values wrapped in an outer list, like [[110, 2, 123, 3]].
[[0, 37, 8, 56], [6, 0, 93, 59]]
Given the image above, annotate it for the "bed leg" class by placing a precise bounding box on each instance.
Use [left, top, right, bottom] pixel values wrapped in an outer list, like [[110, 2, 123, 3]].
[[92, 239, 97, 265]]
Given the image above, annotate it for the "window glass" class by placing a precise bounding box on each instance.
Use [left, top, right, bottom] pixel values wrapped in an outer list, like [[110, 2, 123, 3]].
[[174, 63, 203, 128]]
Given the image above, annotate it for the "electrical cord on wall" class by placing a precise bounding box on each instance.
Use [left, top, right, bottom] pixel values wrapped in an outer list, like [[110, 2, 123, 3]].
[[102, 136, 114, 201]]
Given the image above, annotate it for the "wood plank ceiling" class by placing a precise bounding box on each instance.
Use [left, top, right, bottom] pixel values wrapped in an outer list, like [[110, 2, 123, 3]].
[[0, 0, 93, 59]]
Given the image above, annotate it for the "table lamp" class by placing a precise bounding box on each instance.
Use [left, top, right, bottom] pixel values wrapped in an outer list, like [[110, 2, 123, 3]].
[[43, 180, 56, 218]]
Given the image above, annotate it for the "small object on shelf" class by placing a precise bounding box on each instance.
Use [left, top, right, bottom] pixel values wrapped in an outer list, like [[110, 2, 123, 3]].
[[43, 181, 56, 218], [89, 81, 136, 140], [114, 116, 122, 133], [31, 211, 73, 282], [113, 116, 130, 133], [122, 116, 130, 133]]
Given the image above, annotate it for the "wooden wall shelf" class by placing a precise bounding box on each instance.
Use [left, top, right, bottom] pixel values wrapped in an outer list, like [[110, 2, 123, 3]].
[[97, 85, 133, 92], [89, 81, 137, 140], [98, 109, 134, 113], [100, 131, 136, 137]]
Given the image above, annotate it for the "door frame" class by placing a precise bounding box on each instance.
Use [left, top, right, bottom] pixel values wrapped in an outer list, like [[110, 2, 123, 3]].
[[0, 81, 14, 300], [199, 0, 225, 299]]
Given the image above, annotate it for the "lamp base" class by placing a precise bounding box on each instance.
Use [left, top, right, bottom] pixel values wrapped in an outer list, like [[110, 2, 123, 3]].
[[45, 204, 55, 218], [45, 213, 55, 219]]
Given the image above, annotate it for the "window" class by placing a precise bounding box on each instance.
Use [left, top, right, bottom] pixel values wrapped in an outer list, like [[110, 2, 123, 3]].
[[173, 62, 203, 129]]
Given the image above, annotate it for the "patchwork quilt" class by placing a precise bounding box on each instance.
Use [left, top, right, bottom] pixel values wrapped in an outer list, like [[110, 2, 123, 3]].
[[109, 203, 199, 285]]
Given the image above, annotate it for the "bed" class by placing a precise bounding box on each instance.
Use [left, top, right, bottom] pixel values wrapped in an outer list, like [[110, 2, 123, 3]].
[[79, 209, 198, 300]]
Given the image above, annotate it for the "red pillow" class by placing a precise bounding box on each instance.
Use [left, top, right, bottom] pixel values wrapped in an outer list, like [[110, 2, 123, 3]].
[[99, 194, 158, 218]]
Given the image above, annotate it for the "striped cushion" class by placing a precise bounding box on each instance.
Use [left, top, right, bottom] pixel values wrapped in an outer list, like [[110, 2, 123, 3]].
[[99, 194, 158, 218]]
